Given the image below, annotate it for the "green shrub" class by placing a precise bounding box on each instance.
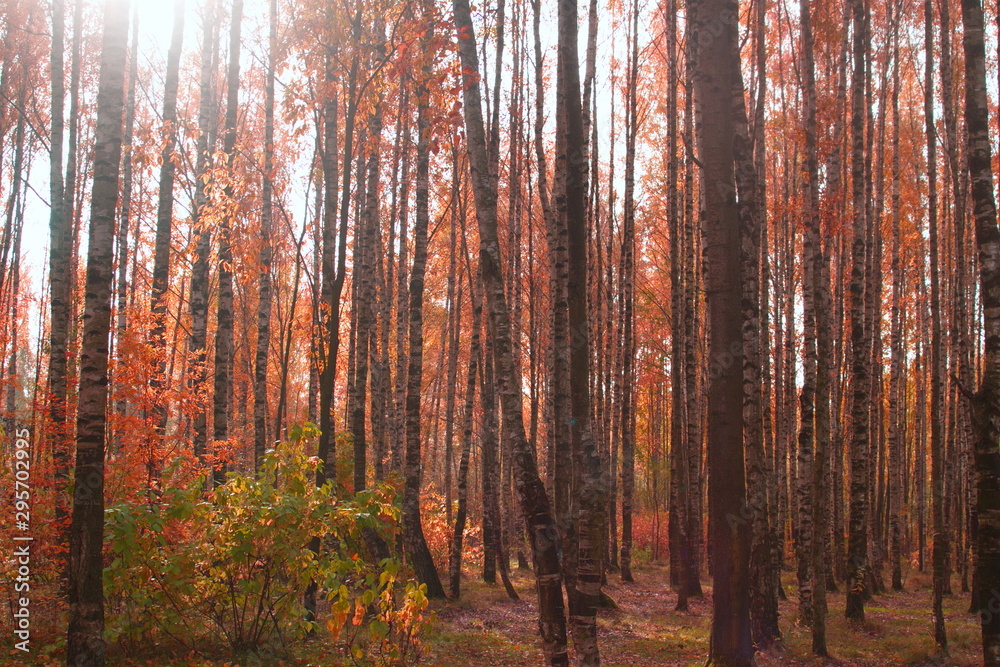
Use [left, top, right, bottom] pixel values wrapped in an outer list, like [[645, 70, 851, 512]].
[[104, 435, 429, 664]]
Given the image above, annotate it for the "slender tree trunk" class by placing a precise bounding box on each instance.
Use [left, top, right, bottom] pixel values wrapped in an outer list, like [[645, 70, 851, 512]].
[[275, 218, 308, 441], [149, 0, 185, 471], [3, 107, 25, 419], [370, 183, 390, 484], [618, 0, 638, 587], [796, 7, 819, 625], [65, 1, 129, 662], [683, 21, 704, 599], [605, 100, 619, 572], [318, 19, 359, 487], [189, 0, 220, 470], [253, 0, 276, 470], [444, 141, 462, 525], [481, 315, 500, 581], [315, 57, 339, 485], [942, 0, 978, 613], [845, 0, 872, 622], [732, 16, 778, 649], [211, 0, 243, 486], [771, 206, 786, 603], [380, 91, 404, 479], [888, 0, 904, 592], [351, 96, 383, 494], [308, 159, 321, 429], [393, 92, 412, 473], [925, 0, 948, 649], [48, 0, 71, 559], [780, 196, 796, 599], [798, 0, 820, 638], [402, 14, 445, 598], [308, 30, 354, 619], [665, 0, 687, 607], [114, 5, 139, 427], [538, 0, 572, 593], [557, 0, 605, 657], [917, 275, 928, 572], [813, 156, 835, 657], [754, 0, 780, 611], [62, 0, 83, 420], [450, 222, 480, 599]]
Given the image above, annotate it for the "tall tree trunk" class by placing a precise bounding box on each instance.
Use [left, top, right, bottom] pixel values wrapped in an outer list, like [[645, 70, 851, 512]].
[[780, 194, 796, 599], [318, 14, 360, 487], [888, 0, 904, 592], [798, 0, 819, 638], [351, 96, 383, 494], [65, 0, 129, 662], [274, 217, 308, 441], [925, 0, 948, 649], [550, 0, 574, 603], [540, 0, 572, 591], [754, 0, 780, 610], [402, 11, 445, 598], [393, 89, 412, 472], [682, 19, 704, 599], [942, 0, 978, 613], [443, 145, 461, 525], [62, 0, 83, 414], [605, 100, 619, 571], [211, 0, 243, 486], [114, 5, 139, 427], [253, 0, 276, 470], [48, 0, 71, 560], [824, 9, 851, 590], [481, 321, 500, 584], [380, 88, 405, 480], [958, 1, 1000, 663], [732, 14, 779, 649], [917, 272, 928, 572], [4, 106, 25, 419], [665, 0, 687, 608], [845, 0, 872, 622], [316, 56, 339, 487], [803, 0, 835, 642], [149, 0, 185, 472], [189, 0, 220, 469], [370, 169, 390, 484], [557, 0, 606, 658], [795, 0, 821, 626], [452, 0, 570, 660], [449, 221, 480, 599], [618, 0, 638, 587], [813, 146, 835, 657], [691, 0, 753, 662], [529, 0, 559, 503], [307, 31, 354, 620]]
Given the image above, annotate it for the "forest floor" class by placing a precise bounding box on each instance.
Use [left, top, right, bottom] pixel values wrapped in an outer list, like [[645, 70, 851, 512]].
[[422, 562, 984, 666], [2, 562, 983, 665]]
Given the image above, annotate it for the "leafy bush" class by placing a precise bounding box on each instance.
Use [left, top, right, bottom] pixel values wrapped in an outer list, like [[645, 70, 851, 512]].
[[104, 435, 430, 663], [326, 559, 429, 666]]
